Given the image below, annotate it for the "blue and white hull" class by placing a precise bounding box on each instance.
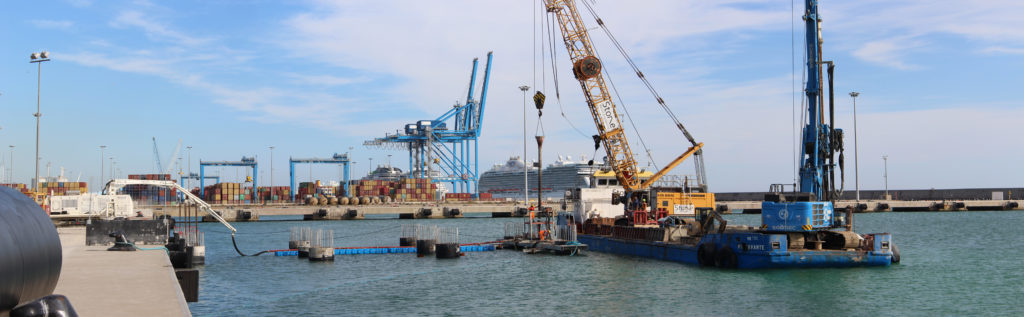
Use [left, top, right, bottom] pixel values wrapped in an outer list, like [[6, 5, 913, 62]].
[[577, 231, 894, 269]]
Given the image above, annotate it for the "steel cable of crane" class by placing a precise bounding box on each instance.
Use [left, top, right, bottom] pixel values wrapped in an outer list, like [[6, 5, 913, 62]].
[[542, 8, 591, 140], [571, 1, 658, 169], [792, 0, 798, 184], [579, 0, 697, 146], [540, 1, 656, 163], [592, 43, 658, 171]]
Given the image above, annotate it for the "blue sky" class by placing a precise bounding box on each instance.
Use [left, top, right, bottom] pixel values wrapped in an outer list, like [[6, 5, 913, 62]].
[[0, 0, 1021, 192]]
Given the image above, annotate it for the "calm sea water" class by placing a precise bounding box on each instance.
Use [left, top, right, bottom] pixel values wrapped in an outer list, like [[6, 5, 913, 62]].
[[188, 211, 1024, 316]]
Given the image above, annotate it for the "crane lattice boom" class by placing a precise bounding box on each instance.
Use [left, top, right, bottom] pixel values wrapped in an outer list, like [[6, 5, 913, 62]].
[[545, 0, 642, 190], [544, 0, 704, 192]]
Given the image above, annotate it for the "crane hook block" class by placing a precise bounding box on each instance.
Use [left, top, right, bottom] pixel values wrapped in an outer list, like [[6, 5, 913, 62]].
[[533, 91, 546, 110], [573, 56, 602, 80]]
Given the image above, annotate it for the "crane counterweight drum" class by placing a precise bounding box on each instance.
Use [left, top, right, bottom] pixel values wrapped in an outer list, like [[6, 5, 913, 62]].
[[573, 56, 602, 80]]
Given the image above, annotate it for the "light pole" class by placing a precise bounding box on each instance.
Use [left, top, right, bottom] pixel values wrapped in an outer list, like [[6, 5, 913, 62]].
[[30, 51, 50, 191], [849, 91, 860, 201], [883, 155, 889, 200], [8, 145, 14, 183], [186, 146, 192, 189], [100, 145, 106, 188], [269, 145, 274, 189], [519, 85, 530, 204], [110, 158, 115, 181]]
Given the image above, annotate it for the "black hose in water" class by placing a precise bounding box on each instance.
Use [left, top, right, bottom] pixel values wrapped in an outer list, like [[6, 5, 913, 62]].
[[231, 232, 271, 257]]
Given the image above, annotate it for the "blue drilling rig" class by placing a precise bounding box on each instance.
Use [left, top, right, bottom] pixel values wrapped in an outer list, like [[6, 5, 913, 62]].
[[762, 0, 846, 232], [363, 52, 492, 195]]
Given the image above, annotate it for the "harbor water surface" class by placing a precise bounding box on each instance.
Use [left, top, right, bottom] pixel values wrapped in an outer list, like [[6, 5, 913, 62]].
[[189, 211, 1024, 316]]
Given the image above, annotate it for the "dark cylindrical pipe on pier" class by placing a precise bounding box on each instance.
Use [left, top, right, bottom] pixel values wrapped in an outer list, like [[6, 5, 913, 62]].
[[399, 237, 416, 247], [0, 187, 63, 312], [826, 62, 836, 201], [416, 239, 436, 256], [435, 243, 461, 259], [536, 135, 546, 234]]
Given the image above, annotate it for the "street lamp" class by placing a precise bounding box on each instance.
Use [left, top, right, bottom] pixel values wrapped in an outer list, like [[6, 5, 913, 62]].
[[519, 85, 530, 204], [110, 157, 115, 181], [849, 91, 860, 201], [186, 146, 192, 189], [100, 145, 106, 189], [30, 51, 50, 191], [269, 146, 274, 189], [882, 155, 889, 200], [8, 145, 14, 183]]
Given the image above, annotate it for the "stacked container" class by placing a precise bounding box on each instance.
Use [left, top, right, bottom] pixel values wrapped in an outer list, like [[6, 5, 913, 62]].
[[201, 183, 253, 205], [38, 182, 89, 196], [296, 181, 319, 200], [1, 183, 34, 199], [124, 174, 176, 205], [394, 178, 436, 202], [257, 186, 291, 203], [354, 179, 396, 197]]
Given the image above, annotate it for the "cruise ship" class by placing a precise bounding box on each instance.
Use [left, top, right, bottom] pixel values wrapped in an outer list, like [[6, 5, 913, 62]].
[[478, 155, 603, 200]]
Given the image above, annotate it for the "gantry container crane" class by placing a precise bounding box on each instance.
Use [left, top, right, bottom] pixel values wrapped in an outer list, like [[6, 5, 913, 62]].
[[364, 52, 492, 195]]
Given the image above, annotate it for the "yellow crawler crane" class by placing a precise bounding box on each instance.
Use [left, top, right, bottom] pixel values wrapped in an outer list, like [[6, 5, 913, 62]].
[[543, 0, 714, 216]]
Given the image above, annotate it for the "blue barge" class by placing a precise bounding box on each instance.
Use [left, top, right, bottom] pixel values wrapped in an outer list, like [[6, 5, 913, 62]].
[[577, 231, 894, 269]]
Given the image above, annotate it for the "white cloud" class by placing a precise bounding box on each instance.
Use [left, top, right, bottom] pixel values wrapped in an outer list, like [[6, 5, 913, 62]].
[[980, 46, 1024, 55], [285, 73, 367, 87], [52, 0, 1024, 190], [851, 37, 924, 70], [827, 0, 1024, 69], [110, 11, 212, 46], [66, 0, 92, 7], [30, 19, 74, 30]]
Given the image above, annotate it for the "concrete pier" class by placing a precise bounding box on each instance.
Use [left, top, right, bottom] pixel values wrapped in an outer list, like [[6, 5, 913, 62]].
[[53, 227, 191, 316], [151, 202, 520, 221], [718, 199, 1024, 213]]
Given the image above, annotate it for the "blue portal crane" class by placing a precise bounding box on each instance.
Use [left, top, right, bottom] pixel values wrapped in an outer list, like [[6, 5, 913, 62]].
[[762, 0, 847, 232], [364, 52, 492, 195], [199, 157, 257, 198], [179, 172, 220, 188], [289, 153, 351, 201]]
